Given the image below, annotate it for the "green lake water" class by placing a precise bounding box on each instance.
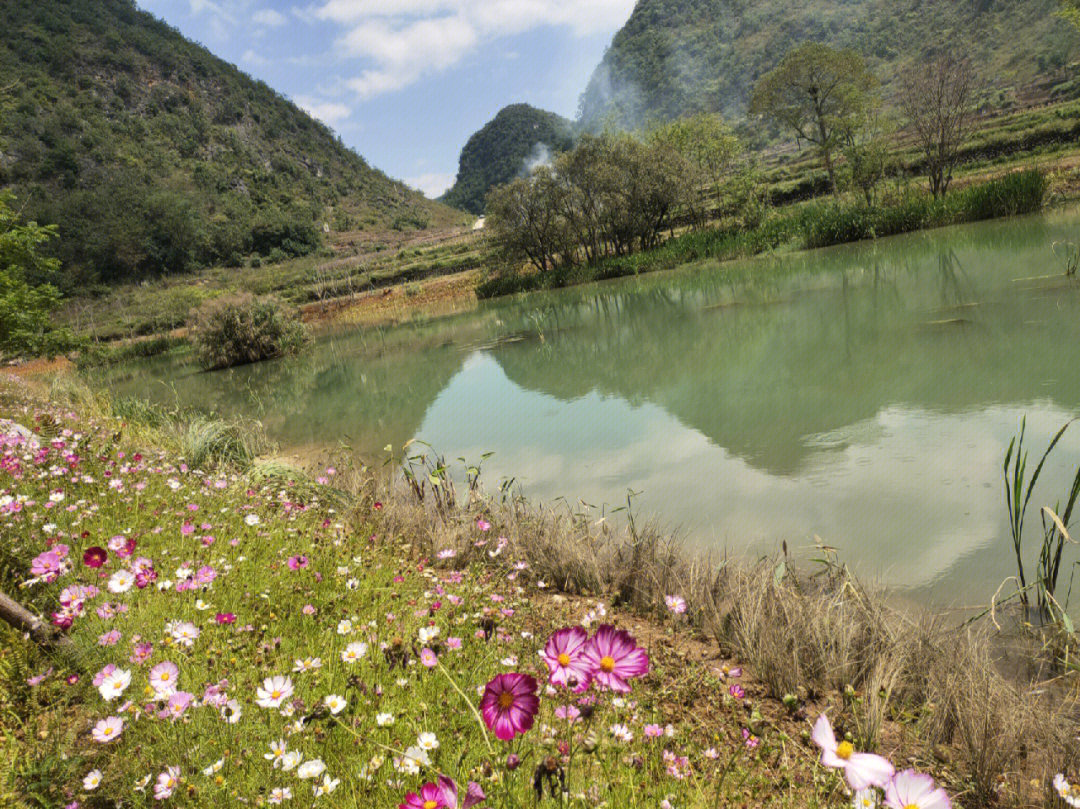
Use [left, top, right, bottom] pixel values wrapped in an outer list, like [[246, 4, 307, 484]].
[[104, 208, 1080, 606]]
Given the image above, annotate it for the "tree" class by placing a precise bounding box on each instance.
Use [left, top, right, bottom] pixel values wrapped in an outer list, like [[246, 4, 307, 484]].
[[1061, 0, 1080, 29], [749, 43, 877, 196], [648, 114, 741, 222], [839, 106, 894, 205], [0, 192, 68, 357], [898, 56, 975, 197]]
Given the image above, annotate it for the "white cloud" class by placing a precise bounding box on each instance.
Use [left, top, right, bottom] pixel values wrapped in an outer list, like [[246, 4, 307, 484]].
[[242, 48, 270, 66], [405, 172, 456, 198], [315, 0, 635, 99], [294, 95, 353, 125], [252, 8, 288, 26]]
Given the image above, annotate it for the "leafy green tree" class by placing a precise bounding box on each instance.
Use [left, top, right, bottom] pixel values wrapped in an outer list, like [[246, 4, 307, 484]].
[[648, 114, 741, 222], [749, 43, 877, 195], [1061, 0, 1080, 28], [0, 192, 70, 356]]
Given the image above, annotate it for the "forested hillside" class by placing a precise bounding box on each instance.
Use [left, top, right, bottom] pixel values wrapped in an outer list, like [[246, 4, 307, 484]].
[[441, 104, 574, 215], [578, 0, 1078, 131], [0, 0, 455, 288]]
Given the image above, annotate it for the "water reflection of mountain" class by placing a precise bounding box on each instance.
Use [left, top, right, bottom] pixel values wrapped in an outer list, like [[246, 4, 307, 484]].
[[491, 236, 1080, 477]]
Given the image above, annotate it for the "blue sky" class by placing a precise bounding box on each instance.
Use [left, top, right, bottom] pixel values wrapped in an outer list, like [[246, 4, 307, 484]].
[[135, 1, 636, 198]]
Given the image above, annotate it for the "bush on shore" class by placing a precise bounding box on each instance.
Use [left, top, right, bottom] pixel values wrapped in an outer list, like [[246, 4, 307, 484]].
[[190, 294, 307, 370]]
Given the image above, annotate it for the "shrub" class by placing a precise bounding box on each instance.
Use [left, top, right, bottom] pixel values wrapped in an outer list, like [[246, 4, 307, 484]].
[[190, 294, 307, 370]]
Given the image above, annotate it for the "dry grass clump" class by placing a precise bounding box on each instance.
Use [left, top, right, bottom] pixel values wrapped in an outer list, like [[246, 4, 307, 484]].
[[368, 468, 1080, 807]]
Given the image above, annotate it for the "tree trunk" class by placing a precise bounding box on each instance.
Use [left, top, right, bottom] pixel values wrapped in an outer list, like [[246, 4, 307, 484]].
[[0, 588, 80, 661]]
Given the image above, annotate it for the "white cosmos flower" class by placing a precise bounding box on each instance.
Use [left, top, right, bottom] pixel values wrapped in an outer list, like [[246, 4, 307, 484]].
[[256, 676, 294, 709], [221, 699, 243, 723], [280, 751, 303, 771], [268, 787, 292, 803], [336, 619, 353, 635], [313, 774, 341, 796], [417, 626, 439, 644], [296, 759, 326, 780], [244, 513, 260, 526], [83, 769, 103, 790], [292, 657, 322, 673], [98, 668, 131, 701], [202, 759, 224, 776], [324, 694, 346, 715], [416, 732, 439, 751], [341, 642, 367, 663], [107, 570, 135, 593], [265, 739, 288, 766]]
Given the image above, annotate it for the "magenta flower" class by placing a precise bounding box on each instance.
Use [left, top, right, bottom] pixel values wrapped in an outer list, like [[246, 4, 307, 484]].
[[399, 778, 454, 809], [215, 612, 236, 625], [82, 547, 108, 568], [399, 776, 483, 809], [541, 627, 592, 692], [287, 555, 309, 570], [479, 672, 539, 741], [884, 770, 951, 809], [581, 625, 649, 693], [812, 714, 895, 790]]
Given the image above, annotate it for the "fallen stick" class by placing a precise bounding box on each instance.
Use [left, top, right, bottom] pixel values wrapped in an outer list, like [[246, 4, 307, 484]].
[[0, 588, 80, 661]]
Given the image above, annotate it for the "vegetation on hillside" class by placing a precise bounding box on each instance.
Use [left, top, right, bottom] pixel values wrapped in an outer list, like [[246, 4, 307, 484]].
[[0, 0, 449, 289], [577, 0, 1078, 132], [0, 192, 75, 357], [441, 104, 574, 215]]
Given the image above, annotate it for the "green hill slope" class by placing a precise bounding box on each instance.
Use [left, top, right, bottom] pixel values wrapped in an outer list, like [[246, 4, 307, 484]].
[[578, 0, 1079, 132], [441, 104, 574, 215], [0, 0, 456, 287]]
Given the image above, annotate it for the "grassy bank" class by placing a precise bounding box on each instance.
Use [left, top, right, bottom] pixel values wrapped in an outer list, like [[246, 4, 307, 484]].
[[476, 169, 1048, 299], [1, 376, 1079, 807]]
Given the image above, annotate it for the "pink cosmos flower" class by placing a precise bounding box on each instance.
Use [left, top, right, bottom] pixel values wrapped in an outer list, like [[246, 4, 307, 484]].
[[399, 776, 484, 809], [811, 714, 895, 790], [162, 691, 194, 720], [91, 716, 124, 743], [215, 612, 236, 625], [480, 672, 539, 741], [287, 555, 309, 571], [98, 630, 121, 647], [131, 642, 153, 664], [581, 625, 649, 693], [149, 661, 179, 697], [664, 595, 687, 614], [884, 770, 951, 809], [476, 518, 491, 532], [420, 648, 438, 668], [154, 767, 179, 800], [542, 627, 592, 692], [83, 547, 108, 568]]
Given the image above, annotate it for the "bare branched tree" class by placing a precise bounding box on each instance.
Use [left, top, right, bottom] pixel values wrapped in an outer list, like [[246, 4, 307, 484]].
[[898, 56, 976, 198]]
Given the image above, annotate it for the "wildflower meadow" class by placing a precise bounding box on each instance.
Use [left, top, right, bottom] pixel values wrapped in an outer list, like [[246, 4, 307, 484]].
[[0, 377, 1052, 808]]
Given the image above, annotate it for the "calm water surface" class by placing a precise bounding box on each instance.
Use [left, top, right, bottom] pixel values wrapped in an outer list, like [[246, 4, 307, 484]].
[[105, 209, 1080, 605]]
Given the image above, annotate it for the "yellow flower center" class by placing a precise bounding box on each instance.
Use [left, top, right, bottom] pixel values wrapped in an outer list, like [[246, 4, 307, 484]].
[[423, 801, 438, 809], [271, 690, 281, 699], [557, 653, 571, 666], [103, 727, 113, 736], [498, 692, 515, 710], [600, 656, 616, 672], [904, 805, 919, 809], [161, 673, 170, 681], [835, 741, 854, 760]]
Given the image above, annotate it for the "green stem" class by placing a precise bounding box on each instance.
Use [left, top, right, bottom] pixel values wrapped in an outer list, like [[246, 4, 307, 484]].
[[437, 659, 495, 756]]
